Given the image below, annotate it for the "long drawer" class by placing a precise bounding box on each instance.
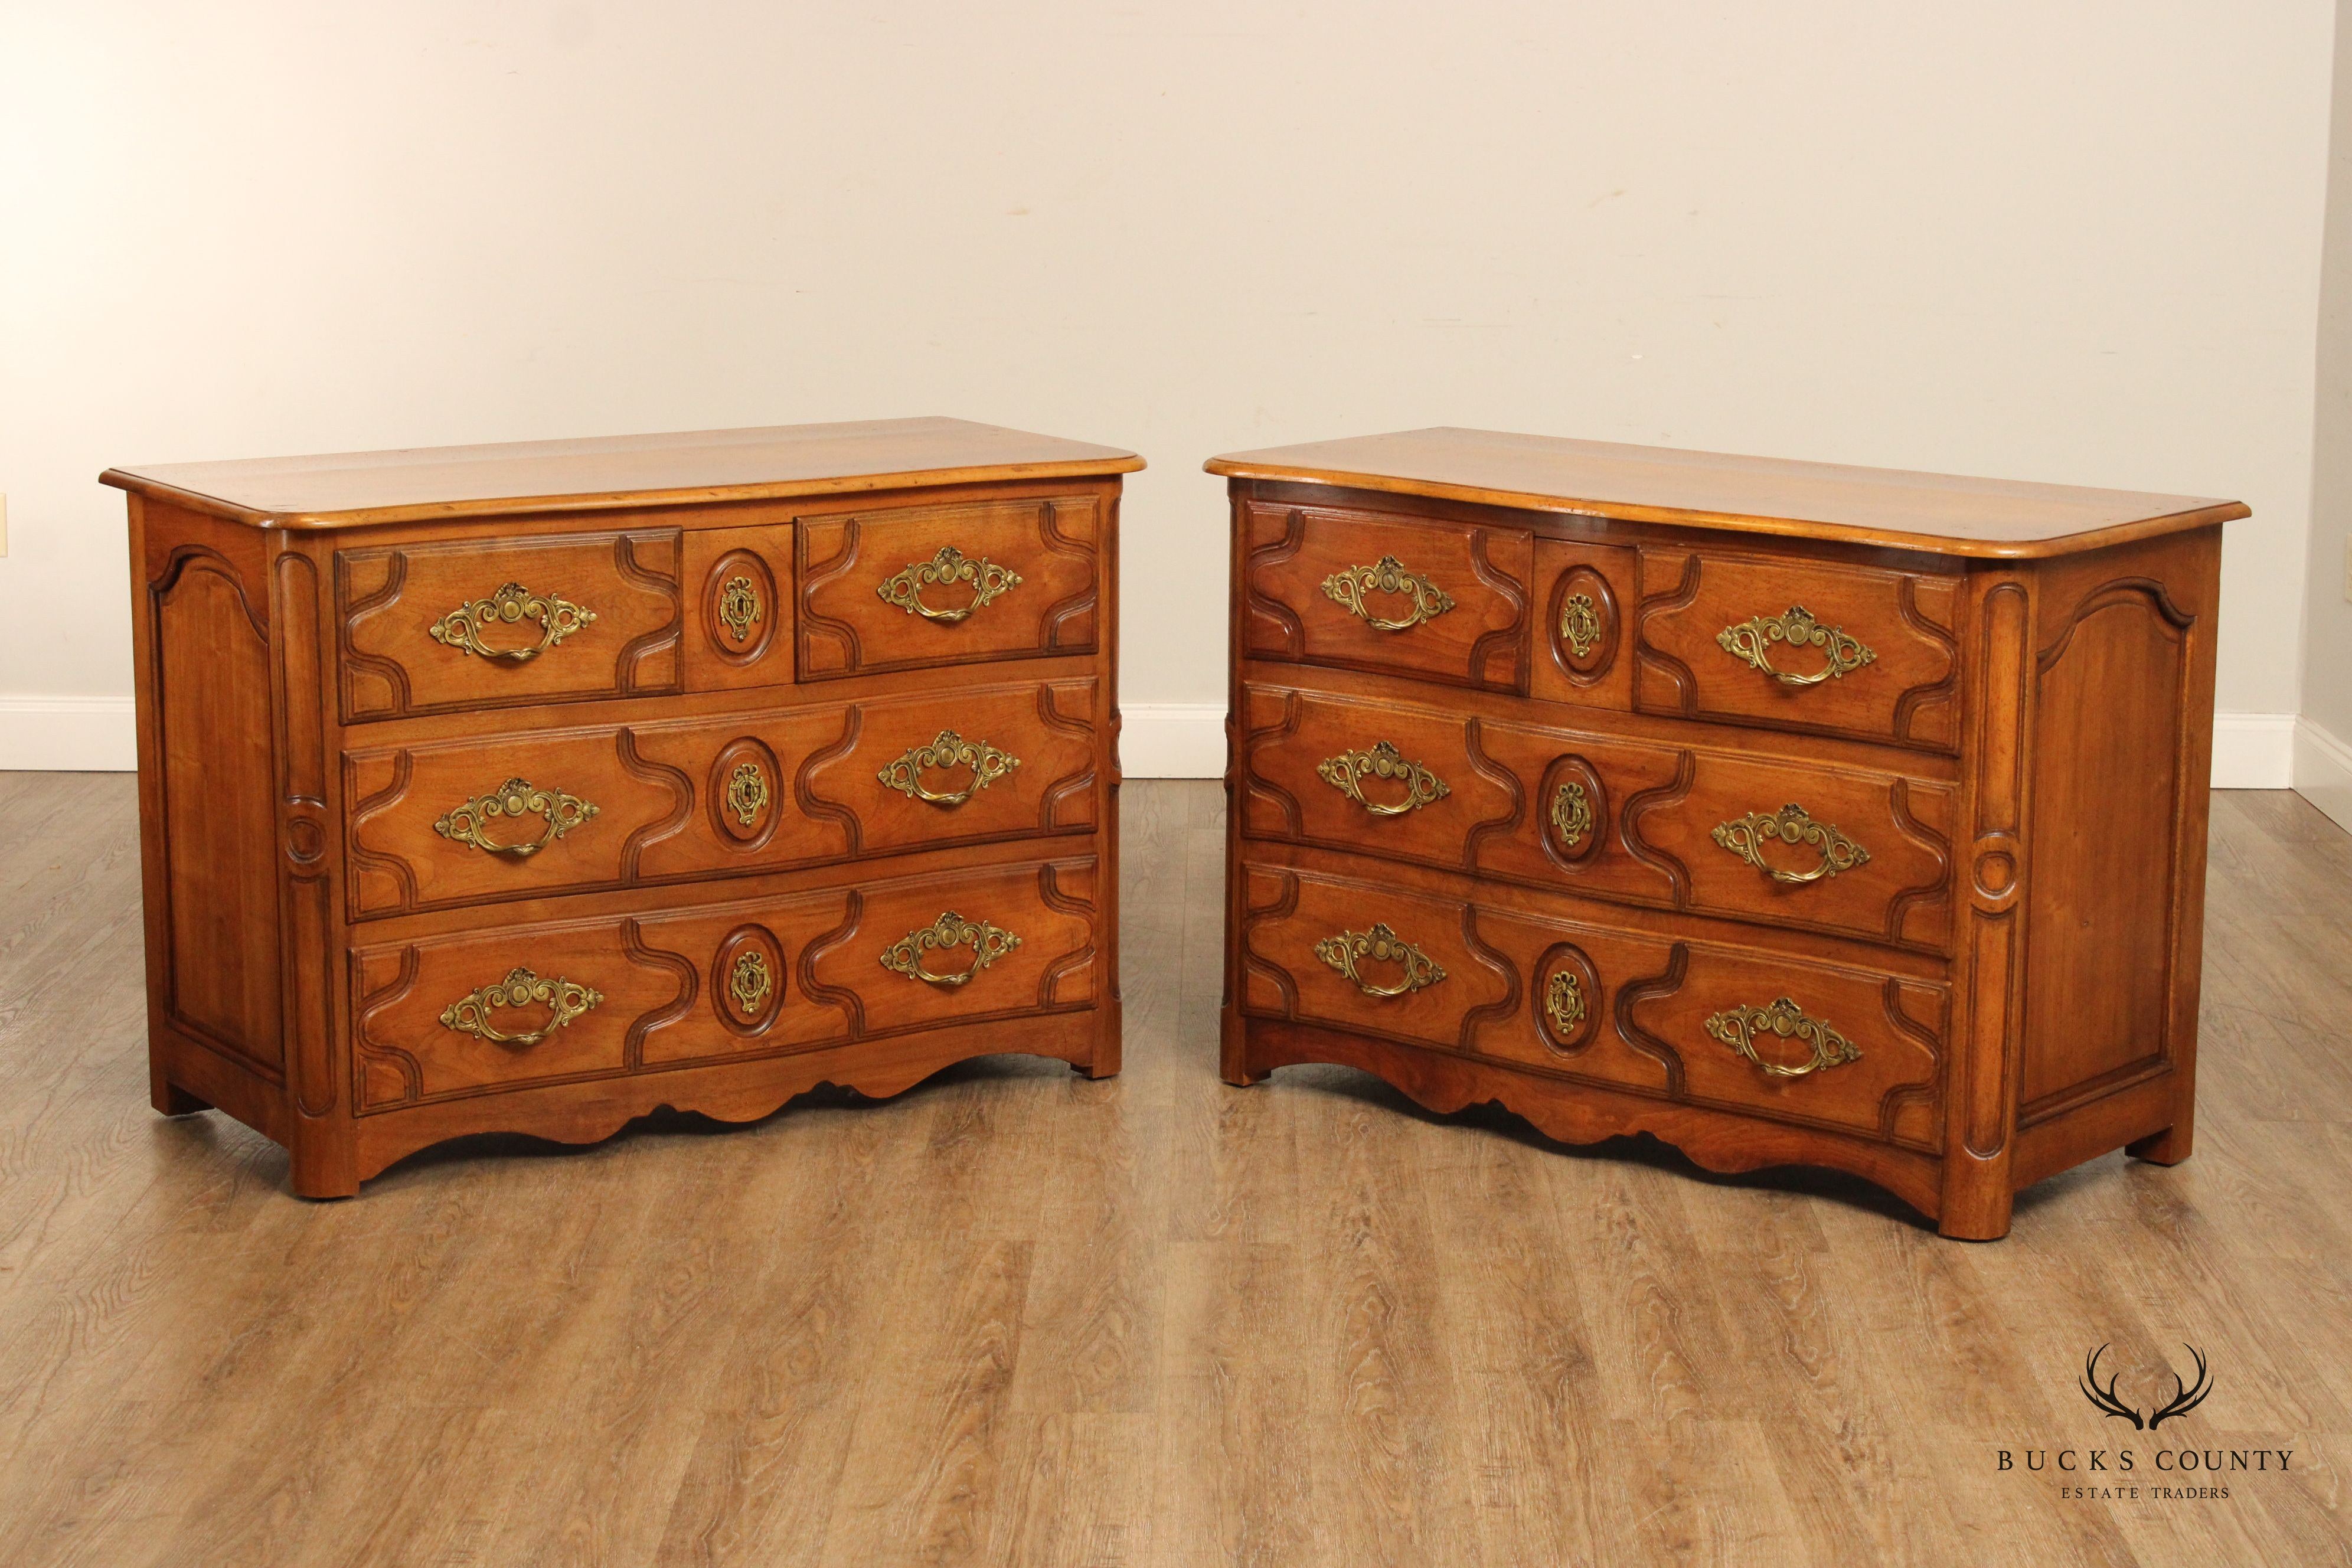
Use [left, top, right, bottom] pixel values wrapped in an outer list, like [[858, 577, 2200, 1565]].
[[1236, 861, 1944, 1151], [351, 854, 1101, 1111], [345, 676, 1100, 917], [1236, 495, 1965, 753], [1238, 680, 1955, 951]]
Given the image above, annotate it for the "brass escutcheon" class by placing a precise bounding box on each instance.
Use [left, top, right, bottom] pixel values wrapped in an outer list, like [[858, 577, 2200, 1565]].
[[1551, 780, 1595, 850], [1544, 969, 1588, 1038], [1703, 996, 1861, 1078], [1560, 592, 1602, 659], [1711, 803, 1870, 885], [427, 583, 596, 664], [1316, 740, 1449, 816], [1314, 922, 1446, 998], [1319, 556, 1455, 631], [879, 911, 1023, 988], [718, 574, 763, 643], [1716, 605, 1876, 687], [876, 545, 1023, 623], [726, 760, 770, 828], [876, 730, 1021, 808], [433, 778, 599, 860], [439, 966, 602, 1048], [729, 949, 774, 1016]]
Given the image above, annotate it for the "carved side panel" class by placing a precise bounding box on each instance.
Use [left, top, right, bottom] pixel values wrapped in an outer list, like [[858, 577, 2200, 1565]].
[[151, 531, 285, 1074], [273, 547, 338, 1122], [2018, 561, 2200, 1117]]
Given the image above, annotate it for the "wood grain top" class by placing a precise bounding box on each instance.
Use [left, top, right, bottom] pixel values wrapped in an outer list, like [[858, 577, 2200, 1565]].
[[1206, 427, 2246, 559], [102, 417, 1144, 528]]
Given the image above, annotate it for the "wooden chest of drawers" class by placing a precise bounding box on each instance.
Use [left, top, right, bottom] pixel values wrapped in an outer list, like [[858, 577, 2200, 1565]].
[[106, 417, 1139, 1197], [1208, 428, 2245, 1239]]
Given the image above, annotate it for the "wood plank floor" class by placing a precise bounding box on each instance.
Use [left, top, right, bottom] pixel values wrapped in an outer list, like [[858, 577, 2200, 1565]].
[[1, 775, 2347, 1566]]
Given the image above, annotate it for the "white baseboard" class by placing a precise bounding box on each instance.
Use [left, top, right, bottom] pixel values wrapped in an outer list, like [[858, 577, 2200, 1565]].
[[0, 695, 2312, 790], [2210, 711, 2297, 789], [0, 696, 138, 772], [1121, 703, 1224, 779], [2294, 716, 2352, 834]]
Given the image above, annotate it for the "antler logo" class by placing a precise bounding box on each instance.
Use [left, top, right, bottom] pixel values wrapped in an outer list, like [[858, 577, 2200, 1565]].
[[2079, 1343, 2214, 1430]]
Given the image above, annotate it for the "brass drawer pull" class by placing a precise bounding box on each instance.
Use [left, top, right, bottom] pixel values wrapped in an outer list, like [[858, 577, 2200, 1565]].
[[1711, 804, 1870, 884], [1320, 555, 1454, 631], [427, 583, 596, 664], [1317, 741, 1449, 816], [1704, 996, 1861, 1078], [439, 966, 603, 1048], [877, 545, 1023, 623], [1314, 922, 1446, 998], [1716, 605, 1876, 687], [433, 778, 599, 860], [880, 911, 1022, 987], [877, 730, 1022, 808], [718, 575, 764, 643]]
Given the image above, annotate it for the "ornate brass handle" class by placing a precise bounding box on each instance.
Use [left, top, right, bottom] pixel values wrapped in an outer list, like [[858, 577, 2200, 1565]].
[[1703, 996, 1861, 1078], [1711, 804, 1870, 885], [718, 575, 763, 643], [1320, 556, 1454, 632], [1716, 605, 1876, 687], [877, 730, 1022, 808], [1314, 922, 1446, 998], [879, 911, 1022, 987], [876, 546, 1023, 623], [433, 778, 599, 860], [439, 966, 603, 1047], [1316, 741, 1449, 816], [427, 583, 596, 663]]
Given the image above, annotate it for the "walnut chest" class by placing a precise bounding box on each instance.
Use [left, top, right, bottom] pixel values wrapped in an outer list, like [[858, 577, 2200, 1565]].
[[107, 417, 1138, 1197], [1208, 428, 2244, 1239]]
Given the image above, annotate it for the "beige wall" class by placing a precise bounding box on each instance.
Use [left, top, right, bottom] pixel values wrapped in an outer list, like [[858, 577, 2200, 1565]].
[[2311, 0, 2352, 745], [0, 2, 2334, 772]]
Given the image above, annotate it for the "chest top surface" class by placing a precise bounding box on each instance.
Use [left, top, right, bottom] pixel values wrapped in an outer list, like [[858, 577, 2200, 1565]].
[[1206, 426, 2245, 560], [103, 416, 1144, 529]]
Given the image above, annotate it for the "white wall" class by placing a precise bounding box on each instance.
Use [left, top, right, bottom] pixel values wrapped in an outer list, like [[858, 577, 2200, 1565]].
[[2304, 0, 2352, 829], [0, 1, 2334, 778]]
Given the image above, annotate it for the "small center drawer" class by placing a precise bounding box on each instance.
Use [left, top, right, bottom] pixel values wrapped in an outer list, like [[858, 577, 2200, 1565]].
[[1238, 865, 1943, 1150], [796, 495, 1100, 677], [337, 528, 684, 722], [1240, 500, 1532, 691], [351, 855, 1101, 1109], [344, 677, 1100, 916], [1634, 544, 1962, 752], [1239, 681, 1955, 950]]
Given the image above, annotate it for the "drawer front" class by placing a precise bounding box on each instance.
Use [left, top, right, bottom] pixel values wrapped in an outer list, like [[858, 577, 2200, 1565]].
[[1238, 864, 1943, 1149], [337, 529, 683, 722], [1634, 545, 1960, 752], [1239, 682, 1955, 950], [797, 495, 1100, 678], [352, 855, 1101, 1109], [345, 677, 1100, 916], [1241, 501, 1531, 691]]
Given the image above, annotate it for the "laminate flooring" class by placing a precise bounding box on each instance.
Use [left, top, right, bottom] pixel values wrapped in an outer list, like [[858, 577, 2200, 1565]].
[[1, 775, 2347, 1566]]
